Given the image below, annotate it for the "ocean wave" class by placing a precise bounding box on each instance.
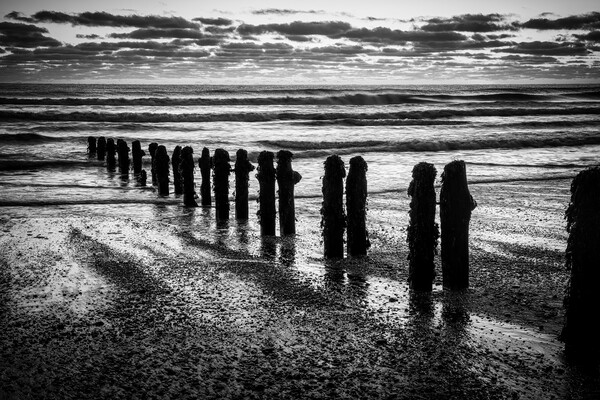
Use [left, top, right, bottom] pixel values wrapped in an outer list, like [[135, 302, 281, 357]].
[[0, 198, 177, 207], [0, 132, 65, 143], [0, 159, 99, 171]]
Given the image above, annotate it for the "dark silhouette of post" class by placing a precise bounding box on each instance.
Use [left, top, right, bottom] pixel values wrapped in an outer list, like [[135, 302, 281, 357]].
[[257, 151, 276, 236], [321, 155, 346, 258], [138, 170, 147, 186], [116, 139, 130, 177], [407, 162, 439, 291], [179, 146, 198, 207], [106, 138, 116, 171], [97, 137, 106, 161], [87, 136, 97, 158], [172, 146, 183, 195], [346, 156, 370, 257], [440, 160, 476, 290], [235, 149, 255, 220], [276, 150, 302, 235], [154, 145, 170, 196], [561, 166, 600, 359], [148, 142, 158, 186], [131, 140, 144, 175], [213, 149, 231, 221], [199, 147, 212, 206]]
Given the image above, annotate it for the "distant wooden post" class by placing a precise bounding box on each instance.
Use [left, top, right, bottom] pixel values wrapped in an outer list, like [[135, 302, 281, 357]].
[[235, 149, 255, 220], [199, 147, 212, 206], [116, 139, 130, 176], [561, 166, 600, 359], [407, 162, 438, 291], [321, 155, 346, 258], [257, 151, 276, 236], [179, 146, 198, 207], [87, 136, 96, 157], [172, 146, 183, 195], [131, 140, 144, 175], [346, 156, 369, 257], [440, 160, 476, 290], [154, 145, 170, 196], [148, 142, 158, 186], [106, 138, 116, 170], [213, 149, 231, 221], [97, 137, 106, 161], [276, 150, 302, 235]]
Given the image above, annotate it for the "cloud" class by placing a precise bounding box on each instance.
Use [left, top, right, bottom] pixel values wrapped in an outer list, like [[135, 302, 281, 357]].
[[109, 28, 204, 39], [0, 21, 61, 48], [4, 11, 35, 23], [29, 11, 199, 29], [286, 35, 313, 42], [192, 17, 232, 26], [520, 12, 600, 30], [237, 21, 352, 36], [421, 14, 516, 32], [252, 9, 323, 15], [334, 27, 467, 44], [493, 41, 589, 56], [76, 34, 102, 39], [574, 31, 600, 41]]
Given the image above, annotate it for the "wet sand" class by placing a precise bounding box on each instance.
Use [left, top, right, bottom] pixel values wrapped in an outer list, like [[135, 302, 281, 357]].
[[1, 178, 599, 399]]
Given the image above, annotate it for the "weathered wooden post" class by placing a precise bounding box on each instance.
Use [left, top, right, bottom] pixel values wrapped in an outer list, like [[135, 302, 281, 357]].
[[131, 140, 144, 175], [213, 149, 231, 221], [346, 156, 370, 257], [179, 146, 198, 207], [106, 138, 116, 170], [154, 145, 170, 196], [172, 145, 183, 195], [97, 137, 106, 161], [257, 151, 276, 236], [199, 147, 212, 206], [561, 166, 600, 359], [276, 150, 302, 235], [148, 142, 158, 186], [235, 149, 255, 220], [87, 136, 96, 157], [440, 160, 476, 290], [321, 155, 346, 258], [407, 162, 439, 291], [116, 139, 130, 176], [138, 170, 147, 186]]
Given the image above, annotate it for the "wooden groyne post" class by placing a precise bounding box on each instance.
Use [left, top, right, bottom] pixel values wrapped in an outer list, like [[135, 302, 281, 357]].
[[87, 136, 96, 157], [148, 142, 158, 186], [235, 149, 255, 220], [561, 166, 600, 359], [116, 139, 130, 176], [179, 146, 198, 207], [276, 150, 302, 235], [97, 137, 106, 161], [172, 145, 183, 195], [321, 155, 346, 258], [440, 160, 476, 290], [106, 138, 116, 170], [213, 149, 231, 221], [154, 145, 170, 196], [346, 156, 370, 257], [199, 147, 212, 206], [131, 140, 144, 175], [407, 162, 438, 291], [257, 151, 276, 236]]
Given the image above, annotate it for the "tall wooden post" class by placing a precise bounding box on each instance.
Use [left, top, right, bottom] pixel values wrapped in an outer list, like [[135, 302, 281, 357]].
[[179, 146, 198, 207], [213, 149, 231, 221], [116, 139, 130, 177], [97, 137, 106, 161], [148, 142, 158, 186], [235, 149, 255, 220], [106, 138, 116, 171], [440, 160, 476, 290], [199, 147, 212, 206], [172, 145, 183, 195], [407, 162, 438, 291], [131, 140, 144, 175], [257, 151, 276, 236], [154, 145, 170, 196], [276, 150, 302, 235], [321, 155, 346, 258], [346, 156, 370, 257], [87, 136, 96, 157]]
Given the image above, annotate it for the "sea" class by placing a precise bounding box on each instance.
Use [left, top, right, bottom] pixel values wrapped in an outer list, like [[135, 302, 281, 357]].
[[0, 83, 599, 216]]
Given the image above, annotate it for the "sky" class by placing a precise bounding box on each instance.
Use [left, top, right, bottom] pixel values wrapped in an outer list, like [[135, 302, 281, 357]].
[[0, 0, 599, 84]]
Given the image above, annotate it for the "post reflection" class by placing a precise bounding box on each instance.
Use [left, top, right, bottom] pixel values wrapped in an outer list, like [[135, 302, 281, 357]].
[[279, 235, 296, 267], [260, 236, 277, 259]]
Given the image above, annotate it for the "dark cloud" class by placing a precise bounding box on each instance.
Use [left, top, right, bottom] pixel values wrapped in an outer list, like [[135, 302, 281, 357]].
[[286, 35, 313, 42], [520, 12, 600, 30], [421, 14, 516, 32], [204, 25, 236, 35], [76, 34, 102, 39], [237, 21, 352, 36], [192, 17, 233, 26], [494, 41, 589, 56], [29, 11, 199, 29], [334, 27, 467, 44], [310, 45, 367, 55], [74, 41, 181, 52], [0, 21, 61, 48], [574, 31, 600, 41], [109, 28, 204, 40], [4, 11, 35, 23], [252, 9, 323, 15]]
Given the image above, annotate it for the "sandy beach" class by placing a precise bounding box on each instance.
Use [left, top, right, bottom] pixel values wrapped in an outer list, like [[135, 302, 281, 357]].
[[1, 176, 599, 399]]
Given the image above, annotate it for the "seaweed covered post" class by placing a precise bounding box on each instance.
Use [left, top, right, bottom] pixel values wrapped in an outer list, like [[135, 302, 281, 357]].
[[179, 146, 198, 207], [561, 166, 600, 360], [131, 140, 145, 175], [235, 149, 255, 220], [199, 147, 212, 206], [154, 145, 170, 196], [148, 142, 158, 186], [407, 162, 439, 291], [172, 146, 183, 195], [106, 138, 116, 171], [321, 155, 346, 258], [87, 136, 96, 157], [257, 151, 276, 236], [346, 156, 370, 257], [116, 139, 130, 177], [276, 150, 302, 235], [97, 137, 106, 161], [440, 160, 476, 290], [213, 148, 231, 221]]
